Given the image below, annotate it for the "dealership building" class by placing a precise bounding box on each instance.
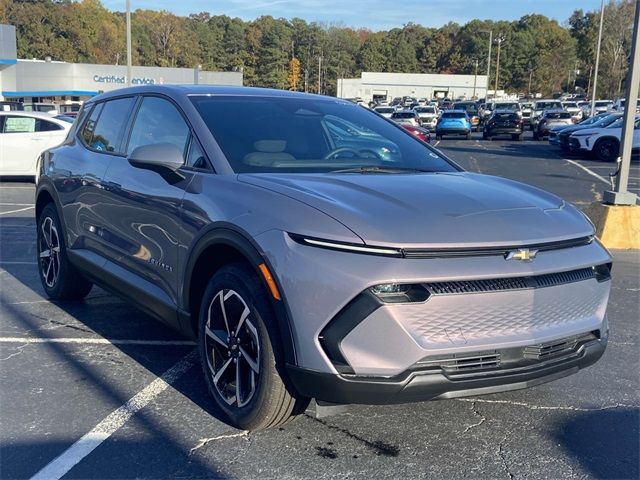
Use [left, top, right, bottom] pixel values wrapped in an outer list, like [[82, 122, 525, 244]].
[[0, 24, 242, 106], [338, 72, 489, 102]]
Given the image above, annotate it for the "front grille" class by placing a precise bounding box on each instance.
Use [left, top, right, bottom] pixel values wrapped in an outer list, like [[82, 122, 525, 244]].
[[412, 332, 599, 377], [425, 267, 595, 295], [415, 352, 501, 372]]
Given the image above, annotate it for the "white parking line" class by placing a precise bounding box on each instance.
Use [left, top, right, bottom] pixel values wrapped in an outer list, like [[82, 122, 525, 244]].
[[0, 203, 34, 206], [0, 206, 35, 216], [0, 261, 37, 265], [30, 349, 198, 480], [566, 159, 609, 184], [0, 337, 196, 346]]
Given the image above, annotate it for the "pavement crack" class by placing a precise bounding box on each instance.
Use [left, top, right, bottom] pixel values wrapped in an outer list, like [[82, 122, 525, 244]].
[[0, 342, 29, 361], [304, 413, 400, 457], [188, 431, 248, 456], [497, 435, 514, 480], [455, 398, 639, 412], [463, 400, 486, 433]]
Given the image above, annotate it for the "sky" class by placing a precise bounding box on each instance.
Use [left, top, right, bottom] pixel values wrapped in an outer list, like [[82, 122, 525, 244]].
[[101, 0, 604, 31]]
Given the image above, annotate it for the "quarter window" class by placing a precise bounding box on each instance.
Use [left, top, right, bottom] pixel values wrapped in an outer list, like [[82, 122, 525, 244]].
[[89, 97, 136, 153], [127, 97, 190, 157], [81, 103, 103, 146]]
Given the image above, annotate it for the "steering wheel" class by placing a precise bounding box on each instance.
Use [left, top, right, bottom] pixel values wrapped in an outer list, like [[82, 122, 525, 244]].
[[323, 147, 383, 160]]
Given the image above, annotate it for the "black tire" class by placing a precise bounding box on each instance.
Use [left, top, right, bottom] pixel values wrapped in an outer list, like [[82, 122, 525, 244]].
[[512, 134, 522, 141], [435, 134, 442, 140], [198, 263, 309, 431], [594, 138, 619, 162], [532, 131, 539, 141], [37, 203, 93, 300], [483, 133, 489, 140], [465, 132, 471, 140]]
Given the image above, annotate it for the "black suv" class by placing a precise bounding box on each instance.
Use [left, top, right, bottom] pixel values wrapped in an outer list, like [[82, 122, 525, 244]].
[[482, 111, 524, 141]]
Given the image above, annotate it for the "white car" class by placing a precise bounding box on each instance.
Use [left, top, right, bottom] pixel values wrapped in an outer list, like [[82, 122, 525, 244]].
[[569, 115, 640, 162], [562, 101, 583, 122], [0, 112, 71, 180], [373, 106, 395, 119], [413, 106, 439, 131]]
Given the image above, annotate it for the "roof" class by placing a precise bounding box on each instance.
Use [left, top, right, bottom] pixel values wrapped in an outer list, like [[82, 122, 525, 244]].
[[86, 84, 333, 104]]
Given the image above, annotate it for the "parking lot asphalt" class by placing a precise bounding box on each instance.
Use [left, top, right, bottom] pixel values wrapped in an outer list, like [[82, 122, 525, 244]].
[[1, 131, 639, 480]]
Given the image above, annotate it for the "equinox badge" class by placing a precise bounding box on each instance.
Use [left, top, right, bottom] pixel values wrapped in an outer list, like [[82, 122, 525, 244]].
[[505, 248, 538, 262]]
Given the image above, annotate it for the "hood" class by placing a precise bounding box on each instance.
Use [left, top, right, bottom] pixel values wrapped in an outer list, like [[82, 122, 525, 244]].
[[239, 172, 593, 248]]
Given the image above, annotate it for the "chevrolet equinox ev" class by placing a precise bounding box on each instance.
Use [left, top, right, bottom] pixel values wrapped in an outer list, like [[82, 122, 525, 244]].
[[36, 86, 612, 430]]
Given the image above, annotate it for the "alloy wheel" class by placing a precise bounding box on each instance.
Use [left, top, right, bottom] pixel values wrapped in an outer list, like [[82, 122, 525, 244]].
[[204, 289, 260, 408], [39, 216, 61, 288]]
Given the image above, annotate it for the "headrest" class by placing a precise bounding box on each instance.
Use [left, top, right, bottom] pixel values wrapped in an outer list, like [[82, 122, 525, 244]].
[[254, 140, 286, 153]]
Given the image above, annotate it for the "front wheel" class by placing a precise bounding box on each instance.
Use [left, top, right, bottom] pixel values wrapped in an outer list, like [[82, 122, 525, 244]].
[[198, 263, 309, 431], [594, 139, 619, 162], [37, 203, 93, 300]]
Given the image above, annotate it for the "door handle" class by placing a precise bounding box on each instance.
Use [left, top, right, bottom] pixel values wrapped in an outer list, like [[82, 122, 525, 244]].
[[30, 138, 45, 141]]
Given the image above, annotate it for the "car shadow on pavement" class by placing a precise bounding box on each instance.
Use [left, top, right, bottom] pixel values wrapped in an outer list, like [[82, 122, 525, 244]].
[[554, 407, 639, 479], [0, 260, 238, 479]]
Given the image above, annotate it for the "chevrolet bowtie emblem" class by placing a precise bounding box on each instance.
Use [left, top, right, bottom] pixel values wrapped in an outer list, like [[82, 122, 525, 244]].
[[505, 248, 538, 262]]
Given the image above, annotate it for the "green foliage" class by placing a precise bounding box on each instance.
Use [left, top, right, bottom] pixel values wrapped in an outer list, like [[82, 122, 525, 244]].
[[3, 0, 635, 97]]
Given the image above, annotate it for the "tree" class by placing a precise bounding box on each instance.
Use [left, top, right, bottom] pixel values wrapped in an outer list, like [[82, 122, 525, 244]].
[[288, 57, 301, 90]]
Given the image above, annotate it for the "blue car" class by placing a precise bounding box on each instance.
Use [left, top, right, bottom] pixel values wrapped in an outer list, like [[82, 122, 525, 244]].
[[436, 110, 472, 140]]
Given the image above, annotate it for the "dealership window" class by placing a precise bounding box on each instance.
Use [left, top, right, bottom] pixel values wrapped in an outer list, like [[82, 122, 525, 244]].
[[127, 96, 190, 158], [88, 97, 136, 153]]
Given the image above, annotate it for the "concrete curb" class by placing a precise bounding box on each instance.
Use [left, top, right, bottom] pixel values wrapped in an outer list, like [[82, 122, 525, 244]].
[[583, 202, 640, 249]]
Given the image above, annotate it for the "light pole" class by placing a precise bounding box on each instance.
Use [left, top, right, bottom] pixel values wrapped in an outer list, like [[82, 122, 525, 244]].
[[527, 61, 533, 95], [494, 35, 505, 95], [126, 0, 132, 87], [480, 30, 492, 98], [590, 0, 605, 117], [603, 0, 639, 206], [472, 59, 479, 99]]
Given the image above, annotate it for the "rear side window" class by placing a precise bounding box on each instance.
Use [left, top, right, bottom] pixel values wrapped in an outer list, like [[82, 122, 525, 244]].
[[127, 96, 190, 156], [2, 116, 36, 133], [37, 120, 63, 131], [88, 97, 136, 153]]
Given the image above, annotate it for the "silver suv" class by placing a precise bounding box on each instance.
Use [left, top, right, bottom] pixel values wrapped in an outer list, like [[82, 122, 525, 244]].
[[36, 86, 611, 431]]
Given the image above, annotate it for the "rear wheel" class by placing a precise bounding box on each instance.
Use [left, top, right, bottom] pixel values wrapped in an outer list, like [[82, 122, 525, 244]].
[[198, 263, 309, 431], [465, 132, 471, 140], [594, 138, 619, 162], [37, 203, 93, 300], [532, 131, 539, 141], [512, 134, 522, 141]]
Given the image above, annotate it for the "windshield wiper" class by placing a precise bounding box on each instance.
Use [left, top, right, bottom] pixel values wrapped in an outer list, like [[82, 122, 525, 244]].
[[330, 166, 435, 174]]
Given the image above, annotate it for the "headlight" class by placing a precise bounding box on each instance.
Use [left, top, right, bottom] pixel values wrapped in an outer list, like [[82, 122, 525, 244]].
[[289, 234, 402, 257], [369, 283, 430, 303]]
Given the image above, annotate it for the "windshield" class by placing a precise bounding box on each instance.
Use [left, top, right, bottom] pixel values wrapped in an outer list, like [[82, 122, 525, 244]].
[[415, 107, 435, 113], [493, 102, 520, 110], [562, 102, 578, 108], [535, 101, 562, 110], [454, 103, 478, 114], [392, 112, 416, 119], [442, 112, 466, 119], [545, 112, 571, 119], [375, 107, 394, 114], [191, 95, 457, 174], [595, 101, 611, 107]]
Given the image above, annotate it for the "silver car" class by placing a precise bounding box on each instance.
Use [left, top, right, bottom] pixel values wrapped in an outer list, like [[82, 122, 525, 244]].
[[36, 85, 611, 431]]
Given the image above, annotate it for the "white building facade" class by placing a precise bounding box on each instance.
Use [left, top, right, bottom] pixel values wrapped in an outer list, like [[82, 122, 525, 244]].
[[338, 71, 489, 102]]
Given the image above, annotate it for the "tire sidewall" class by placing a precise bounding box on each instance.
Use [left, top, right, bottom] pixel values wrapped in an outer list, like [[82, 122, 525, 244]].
[[198, 265, 280, 429], [37, 204, 68, 298]]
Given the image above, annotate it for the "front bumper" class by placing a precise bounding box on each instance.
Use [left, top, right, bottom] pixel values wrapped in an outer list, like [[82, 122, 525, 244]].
[[287, 331, 607, 404]]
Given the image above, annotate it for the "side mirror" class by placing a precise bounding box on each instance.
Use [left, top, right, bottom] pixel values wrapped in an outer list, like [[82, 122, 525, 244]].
[[127, 143, 185, 181]]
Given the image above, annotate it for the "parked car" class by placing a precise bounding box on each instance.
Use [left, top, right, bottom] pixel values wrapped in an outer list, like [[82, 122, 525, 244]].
[[413, 106, 438, 131], [555, 113, 622, 152], [391, 110, 422, 127], [400, 124, 431, 143], [569, 115, 640, 161], [22, 102, 58, 114], [482, 111, 524, 141], [533, 110, 573, 140], [0, 111, 71, 180], [435, 110, 472, 140], [612, 98, 640, 113], [452, 102, 481, 131], [374, 106, 395, 119], [521, 102, 533, 126], [530, 100, 563, 130], [561, 101, 583, 123], [35, 84, 612, 431]]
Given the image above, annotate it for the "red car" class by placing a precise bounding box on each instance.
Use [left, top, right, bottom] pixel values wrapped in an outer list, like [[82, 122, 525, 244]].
[[401, 124, 431, 143]]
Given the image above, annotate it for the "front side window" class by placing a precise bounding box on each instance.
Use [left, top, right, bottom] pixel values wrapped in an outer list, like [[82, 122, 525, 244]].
[[127, 96, 190, 156], [90, 97, 136, 153], [191, 95, 457, 174]]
